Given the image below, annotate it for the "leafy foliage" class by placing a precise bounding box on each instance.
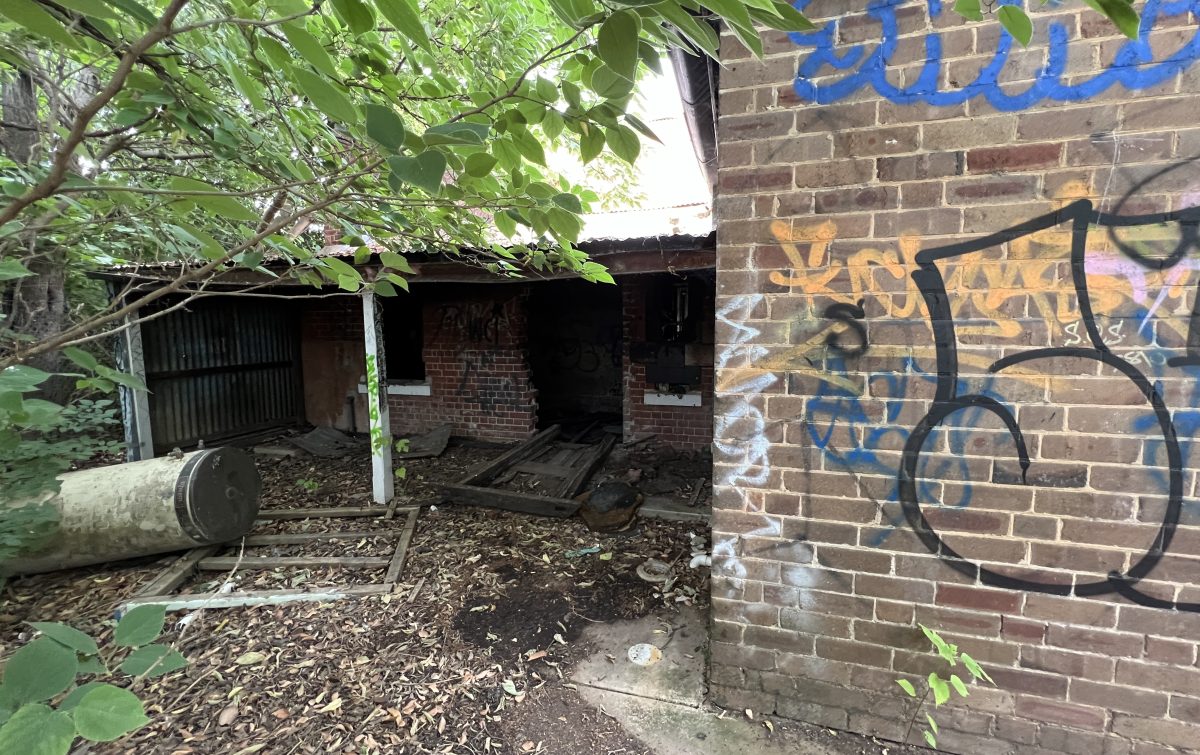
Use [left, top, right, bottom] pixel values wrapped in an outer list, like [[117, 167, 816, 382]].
[[0, 605, 181, 754], [895, 625, 994, 748]]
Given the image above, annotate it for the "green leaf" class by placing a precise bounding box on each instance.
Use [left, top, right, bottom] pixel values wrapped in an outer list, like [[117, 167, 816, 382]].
[[547, 0, 598, 28], [0, 703, 75, 755], [624, 113, 661, 143], [597, 10, 640, 78], [580, 127, 605, 163], [703, 0, 762, 56], [895, 679, 916, 697], [113, 605, 166, 648], [652, 1, 719, 58], [551, 192, 583, 213], [283, 22, 338, 78], [72, 685, 149, 742], [0, 638, 78, 705], [0, 0, 80, 49], [960, 653, 993, 683], [119, 645, 187, 678], [928, 673, 950, 706], [926, 713, 939, 734], [923, 730, 937, 748], [378, 251, 413, 273], [226, 62, 265, 110], [331, 0, 375, 34], [167, 177, 258, 222], [949, 674, 969, 698], [589, 64, 636, 99], [374, 0, 431, 52], [423, 122, 489, 146], [365, 104, 407, 152], [387, 151, 446, 194], [291, 67, 360, 124], [464, 152, 498, 177], [605, 124, 640, 163], [511, 128, 547, 166], [50, 0, 122, 20], [1083, 0, 1141, 39], [100, 0, 155, 24], [59, 682, 106, 712], [997, 5, 1033, 46], [493, 210, 517, 238], [953, 0, 983, 22], [28, 622, 98, 656], [0, 259, 33, 281], [763, 0, 814, 31]]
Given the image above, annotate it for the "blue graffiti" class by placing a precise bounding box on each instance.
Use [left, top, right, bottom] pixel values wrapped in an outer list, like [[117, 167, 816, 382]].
[[790, 0, 1200, 110], [805, 357, 1007, 545]]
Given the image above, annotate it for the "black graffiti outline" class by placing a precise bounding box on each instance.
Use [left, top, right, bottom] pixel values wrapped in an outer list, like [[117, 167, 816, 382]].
[[822, 299, 868, 357], [901, 198, 1200, 613]]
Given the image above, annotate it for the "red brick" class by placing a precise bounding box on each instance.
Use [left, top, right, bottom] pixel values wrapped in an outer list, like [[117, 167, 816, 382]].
[[1015, 695, 1107, 730], [966, 143, 1063, 172]]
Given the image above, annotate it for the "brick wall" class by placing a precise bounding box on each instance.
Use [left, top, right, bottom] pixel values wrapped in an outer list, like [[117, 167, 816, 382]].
[[387, 290, 537, 442], [622, 274, 716, 450], [299, 290, 537, 442], [713, 2, 1200, 752]]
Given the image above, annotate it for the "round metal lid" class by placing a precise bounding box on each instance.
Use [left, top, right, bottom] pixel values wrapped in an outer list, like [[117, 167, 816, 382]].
[[174, 448, 262, 543]]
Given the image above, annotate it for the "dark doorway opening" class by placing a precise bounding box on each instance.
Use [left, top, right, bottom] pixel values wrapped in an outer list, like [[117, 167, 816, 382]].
[[527, 279, 623, 430]]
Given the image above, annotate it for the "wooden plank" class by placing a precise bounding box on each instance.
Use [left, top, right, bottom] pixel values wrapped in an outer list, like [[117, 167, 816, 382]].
[[121, 584, 392, 613], [257, 506, 390, 520], [513, 461, 574, 477], [241, 532, 399, 546], [559, 435, 617, 499], [459, 425, 561, 485], [384, 508, 419, 586], [135, 546, 220, 597], [198, 556, 390, 570], [443, 483, 580, 518]]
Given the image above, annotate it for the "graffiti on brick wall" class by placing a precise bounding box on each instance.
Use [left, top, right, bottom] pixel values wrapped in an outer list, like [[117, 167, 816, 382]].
[[788, 0, 1200, 110], [435, 301, 511, 345], [904, 199, 1200, 612], [737, 167, 1200, 613], [713, 295, 785, 579]]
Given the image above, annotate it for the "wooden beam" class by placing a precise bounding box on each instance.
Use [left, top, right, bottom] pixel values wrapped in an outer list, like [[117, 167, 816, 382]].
[[559, 435, 617, 499], [443, 483, 580, 518], [134, 546, 220, 598], [384, 507, 419, 585], [120, 584, 392, 612], [256, 506, 394, 520], [197, 556, 390, 570], [513, 461, 573, 477], [240, 532, 399, 545], [459, 425, 561, 485], [362, 291, 394, 505]]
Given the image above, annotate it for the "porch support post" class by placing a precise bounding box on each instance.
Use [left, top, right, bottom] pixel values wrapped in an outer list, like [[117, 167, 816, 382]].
[[362, 291, 394, 504], [117, 316, 154, 461]]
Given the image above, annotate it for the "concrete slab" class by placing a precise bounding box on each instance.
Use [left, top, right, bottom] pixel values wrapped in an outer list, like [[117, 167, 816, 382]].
[[577, 685, 848, 755], [572, 606, 706, 707]]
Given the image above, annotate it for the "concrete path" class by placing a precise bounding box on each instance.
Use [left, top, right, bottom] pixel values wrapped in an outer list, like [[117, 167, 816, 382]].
[[571, 607, 847, 755]]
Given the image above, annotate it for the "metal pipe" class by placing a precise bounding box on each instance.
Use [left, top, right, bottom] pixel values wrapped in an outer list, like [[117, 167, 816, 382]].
[[7, 447, 261, 574]]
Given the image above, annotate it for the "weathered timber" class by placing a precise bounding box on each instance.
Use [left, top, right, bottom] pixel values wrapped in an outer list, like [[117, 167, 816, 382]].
[[443, 484, 581, 518], [256, 506, 395, 520], [197, 556, 390, 570], [559, 435, 618, 499], [385, 508, 420, 586], [239, 532, 398, 546], [121, 584, 392, 612], [134, 546, 221, 598], [459, 425, 561, 485]]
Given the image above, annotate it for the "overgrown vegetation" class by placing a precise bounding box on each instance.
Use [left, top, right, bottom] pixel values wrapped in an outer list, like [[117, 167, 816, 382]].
[[896, 625, 994, 749], [0, 605, 184, 753]]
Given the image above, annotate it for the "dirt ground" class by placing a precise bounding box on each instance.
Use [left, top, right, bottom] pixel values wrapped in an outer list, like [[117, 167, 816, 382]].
[[0, 436, 913, 755]]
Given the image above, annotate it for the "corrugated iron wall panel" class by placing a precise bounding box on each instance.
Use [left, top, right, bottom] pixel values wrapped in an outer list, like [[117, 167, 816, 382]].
[[142, 298, 303, 452]]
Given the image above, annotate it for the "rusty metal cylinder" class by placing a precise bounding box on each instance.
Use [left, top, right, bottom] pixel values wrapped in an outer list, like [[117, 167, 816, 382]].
[[8, 447, 261, 574]]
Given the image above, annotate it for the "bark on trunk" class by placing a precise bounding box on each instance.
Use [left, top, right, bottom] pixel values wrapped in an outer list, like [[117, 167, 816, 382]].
[[1, 70, 72, 402]]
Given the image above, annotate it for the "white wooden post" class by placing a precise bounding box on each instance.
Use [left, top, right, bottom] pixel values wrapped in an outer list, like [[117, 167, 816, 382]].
[[117, 316, 154, 461], [362, 292, 394, 504]]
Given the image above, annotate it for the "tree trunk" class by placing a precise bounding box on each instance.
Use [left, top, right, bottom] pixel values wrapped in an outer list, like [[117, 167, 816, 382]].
[[1, 70, 71, 403]]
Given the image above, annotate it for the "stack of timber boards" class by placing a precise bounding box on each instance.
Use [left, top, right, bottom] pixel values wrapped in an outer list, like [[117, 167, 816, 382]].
[[444, 425, 615, 518]]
